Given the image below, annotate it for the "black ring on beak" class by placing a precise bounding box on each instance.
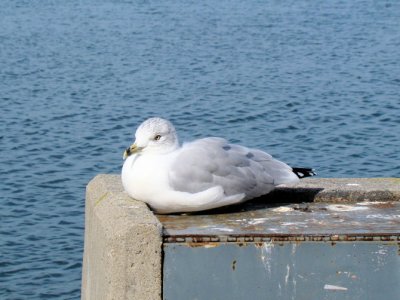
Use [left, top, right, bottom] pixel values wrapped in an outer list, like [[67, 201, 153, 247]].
[[125, 147, 131, 156]]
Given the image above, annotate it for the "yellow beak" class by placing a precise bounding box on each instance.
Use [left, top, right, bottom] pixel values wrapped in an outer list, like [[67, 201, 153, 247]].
[[123, 143, 140, 159]]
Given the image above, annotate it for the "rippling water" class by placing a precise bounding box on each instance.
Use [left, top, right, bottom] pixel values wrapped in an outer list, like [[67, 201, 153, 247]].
[[1, 0, 399, 298]]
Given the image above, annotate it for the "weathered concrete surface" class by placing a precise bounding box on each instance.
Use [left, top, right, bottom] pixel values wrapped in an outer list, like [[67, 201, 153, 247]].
[[81, 174, 163, 300], [269, 177, 400, 203], [159, 201, 400, 241]]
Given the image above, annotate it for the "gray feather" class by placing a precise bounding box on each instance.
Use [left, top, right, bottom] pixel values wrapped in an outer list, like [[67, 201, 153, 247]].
[[168, 138, 297, 199]]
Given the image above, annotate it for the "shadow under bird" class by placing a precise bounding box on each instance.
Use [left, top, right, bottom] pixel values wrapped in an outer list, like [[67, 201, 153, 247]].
[[122, 117, 315, 214]]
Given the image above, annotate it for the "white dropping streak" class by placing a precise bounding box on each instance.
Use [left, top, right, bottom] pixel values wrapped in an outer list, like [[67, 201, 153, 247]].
[[260, 241, 274, 276], [272, 206, 294, 212], [327, 204, 368, 212], [324, 284, 348, 291], [285, 264, 290, 285]]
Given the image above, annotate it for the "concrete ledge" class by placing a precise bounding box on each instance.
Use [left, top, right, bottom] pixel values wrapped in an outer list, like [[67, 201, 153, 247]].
[[81, 175, 400, 299], [258, 177, 400, 204], [81, 174, 163, 300]]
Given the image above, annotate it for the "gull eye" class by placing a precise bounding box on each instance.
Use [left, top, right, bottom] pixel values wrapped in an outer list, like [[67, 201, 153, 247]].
[[154, 134, 161, 141]]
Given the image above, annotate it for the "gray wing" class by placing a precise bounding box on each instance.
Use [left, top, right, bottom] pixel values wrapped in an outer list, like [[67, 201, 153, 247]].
[[168, 137, 298, 200]]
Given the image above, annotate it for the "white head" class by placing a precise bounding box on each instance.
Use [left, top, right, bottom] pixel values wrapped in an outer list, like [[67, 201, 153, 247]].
[[123, 117, 179, 158]]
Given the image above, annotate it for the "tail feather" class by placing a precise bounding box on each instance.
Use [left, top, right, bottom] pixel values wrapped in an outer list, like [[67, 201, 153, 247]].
[[292, 167, 316, 179]]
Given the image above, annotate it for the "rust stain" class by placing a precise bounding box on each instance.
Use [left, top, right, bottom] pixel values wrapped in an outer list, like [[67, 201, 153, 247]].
[[186, 242, 219, 248], [371, 202, 396, 209], [164, 233, 399, 244]]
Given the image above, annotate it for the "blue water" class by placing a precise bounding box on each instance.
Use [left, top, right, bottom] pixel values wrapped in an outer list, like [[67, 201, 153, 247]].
[[1, 0, 399, 298]]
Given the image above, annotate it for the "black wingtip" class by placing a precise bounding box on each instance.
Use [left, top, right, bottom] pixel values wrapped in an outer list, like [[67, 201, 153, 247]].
[[292, 167, 316, 179]]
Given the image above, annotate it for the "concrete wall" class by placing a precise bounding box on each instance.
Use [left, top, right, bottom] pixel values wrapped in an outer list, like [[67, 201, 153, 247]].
[[81, 175, 163, 300], [81, 175, 400, 300]]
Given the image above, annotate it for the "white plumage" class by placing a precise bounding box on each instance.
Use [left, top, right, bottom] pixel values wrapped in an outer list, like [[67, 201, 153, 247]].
[[121, 117, 312, 214]]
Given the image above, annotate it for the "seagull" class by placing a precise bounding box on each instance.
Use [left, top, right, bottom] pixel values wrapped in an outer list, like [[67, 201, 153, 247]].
[[121, 117, 315, 214]]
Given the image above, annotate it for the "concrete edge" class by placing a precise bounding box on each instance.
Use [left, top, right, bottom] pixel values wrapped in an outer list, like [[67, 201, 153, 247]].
[[270, 177, 400, 203], [81, 174, 163, 300]]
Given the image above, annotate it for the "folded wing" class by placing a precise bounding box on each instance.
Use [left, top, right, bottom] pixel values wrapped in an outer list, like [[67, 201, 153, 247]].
[[168, 137, 298, 201]]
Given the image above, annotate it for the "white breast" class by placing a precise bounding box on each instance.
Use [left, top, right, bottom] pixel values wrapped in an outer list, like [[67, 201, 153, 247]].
[[121, 152, 176, 204]]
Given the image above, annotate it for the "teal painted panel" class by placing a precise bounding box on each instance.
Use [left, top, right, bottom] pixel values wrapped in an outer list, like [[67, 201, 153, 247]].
[[163, 242, 400, 300]]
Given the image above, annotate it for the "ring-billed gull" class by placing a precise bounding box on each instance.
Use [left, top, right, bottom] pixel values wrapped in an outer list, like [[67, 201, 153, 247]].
[[122, 117, 315, 214]]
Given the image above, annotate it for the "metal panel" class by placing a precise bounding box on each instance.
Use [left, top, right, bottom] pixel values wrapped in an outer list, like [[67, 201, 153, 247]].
[[163, 242, 400, 300], [160, 201, 400, 299]]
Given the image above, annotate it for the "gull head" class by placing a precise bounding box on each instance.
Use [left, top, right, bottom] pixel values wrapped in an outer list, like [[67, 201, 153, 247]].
[[123, 117, 179, 159]]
